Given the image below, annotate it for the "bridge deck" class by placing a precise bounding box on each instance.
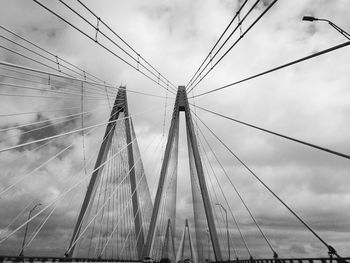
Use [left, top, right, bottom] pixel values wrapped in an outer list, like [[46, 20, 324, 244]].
[[0, 256, 349, 263]]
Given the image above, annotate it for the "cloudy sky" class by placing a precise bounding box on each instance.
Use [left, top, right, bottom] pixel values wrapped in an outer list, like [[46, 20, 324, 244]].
[[0, 0, 350, 260]]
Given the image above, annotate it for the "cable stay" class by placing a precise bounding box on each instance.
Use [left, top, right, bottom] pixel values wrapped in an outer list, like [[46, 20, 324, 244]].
[[193, 40, 350, 98], [199, 145, 241, 260], [0, 73, 115, 98], [192, 110, 345, 260], [187, 0, 279, 93], [195, 117, 277, 259], [186, 0, 259, 91], [57, 0, 176, 92], [0, 1, 349, 260], [0, 103, 166, 153], [0, 25, 108, 84], [0, 60, 175, 99], [185, 0, 249, 89], [74, 0, 178, 91], [196, 134, 253, 259], [0, 107, 123, 197], [0, 34, 83, 79], [32, 0, 177, 95], [192, 104, 350, 160], [0, 106, 164, 252]]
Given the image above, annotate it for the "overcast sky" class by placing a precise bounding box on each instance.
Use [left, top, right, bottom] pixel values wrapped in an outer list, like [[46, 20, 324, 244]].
[[0, 0, 350, 260]]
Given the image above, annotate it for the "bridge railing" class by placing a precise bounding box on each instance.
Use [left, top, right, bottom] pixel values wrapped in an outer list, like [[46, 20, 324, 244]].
[[218, 258, 350, 263], [1, 257, 349, 263], [0, 255, 142, 262]]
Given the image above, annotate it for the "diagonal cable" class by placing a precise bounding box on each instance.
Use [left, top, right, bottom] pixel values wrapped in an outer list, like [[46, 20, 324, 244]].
[[192, 109, 344, 259], [192, 104, 350, 160], [32, 0, 177, 95], [187, 0, 279, 93], [185, 0, 249, 89], [192, 41, 350, 98]]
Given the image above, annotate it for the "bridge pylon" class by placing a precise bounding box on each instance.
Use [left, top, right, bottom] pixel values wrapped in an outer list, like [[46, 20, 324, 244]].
[[65, 86, 144, 258], [143, 86, 223, 262], [176, 219, 197, 263], [161, 219, 176, 262]]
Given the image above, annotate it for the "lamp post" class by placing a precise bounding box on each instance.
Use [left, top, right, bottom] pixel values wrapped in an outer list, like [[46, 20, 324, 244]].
[[302, 16, 350, 40], [207, 229, 210, 263], [216, 203, 230, 261], [19, 203, 41, 257]]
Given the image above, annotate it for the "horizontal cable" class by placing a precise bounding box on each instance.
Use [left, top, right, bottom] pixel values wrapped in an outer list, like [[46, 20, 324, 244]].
[[0, 103, 165, 153], [192, 110, 343, 259], [0, 105, 111, 142], [0, 34, 84, 78], [0, 116, 128, 245], [191, 104, 350, 160], [0, 82, 108, 100], [0, 103, 110, 133], [32, 0, 176, 95], [1, 115, 81, 142], [0, 73, 45, 85], [0, 44, 76, 79], [193, 41, 350, 98], [0, 65, 49, 81], [0, 118, 116, 153], [0, 66, 118, 98], [0, 92, 108, 101], [0, 106, 85, 118], [0, 44, 116, 97], [0, 25, 109, 85], [0, 61, 175, 99], [0, 106, 121, 197]]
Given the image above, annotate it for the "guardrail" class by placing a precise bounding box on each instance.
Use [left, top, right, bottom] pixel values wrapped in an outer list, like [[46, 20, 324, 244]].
[[0, 255, 142, 262], [0, 256, 349, 263], [218, 258, 350, 263]]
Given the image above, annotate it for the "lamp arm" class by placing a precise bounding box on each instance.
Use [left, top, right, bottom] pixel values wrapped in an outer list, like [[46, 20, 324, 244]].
[[327, 20, 350, 40]]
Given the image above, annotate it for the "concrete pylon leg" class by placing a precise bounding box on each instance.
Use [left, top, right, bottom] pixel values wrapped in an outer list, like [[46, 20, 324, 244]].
[[181, 87, 223, 262], [142, 90, 181, 258], [124, 93, 144, 259]]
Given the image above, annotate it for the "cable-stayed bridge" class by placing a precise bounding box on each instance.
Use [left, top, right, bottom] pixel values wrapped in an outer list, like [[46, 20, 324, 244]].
[[0, 1, 350, 263]]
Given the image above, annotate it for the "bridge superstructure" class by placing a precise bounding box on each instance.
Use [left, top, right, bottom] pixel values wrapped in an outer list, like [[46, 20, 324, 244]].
[[0, 1, 350, 263]]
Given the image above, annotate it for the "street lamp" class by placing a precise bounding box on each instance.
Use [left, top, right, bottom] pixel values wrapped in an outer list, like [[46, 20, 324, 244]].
[[215, 203, 230, 261], [302, 16, 350, 40], [206, 229, 210, 263], [19, 203, 42, 257]]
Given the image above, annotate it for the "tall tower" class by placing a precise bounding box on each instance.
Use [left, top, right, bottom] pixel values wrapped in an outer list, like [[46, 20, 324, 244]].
[[66, 87, 145, 258], [143, 86, 223, 262]]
